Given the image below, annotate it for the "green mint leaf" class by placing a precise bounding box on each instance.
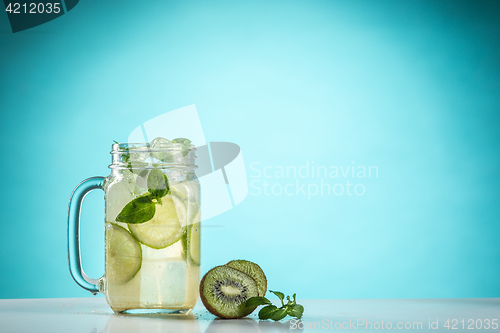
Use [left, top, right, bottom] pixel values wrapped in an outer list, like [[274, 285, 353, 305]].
[[286, 294, 296, 306], [287, 304, 304, 319], [116, 195, 156, 224], [245, 297, 271, 308], [172, 138, 192, 157], [269, 290, 285, 302], [147, 168, 169, 198], [269, 308, 288, 321], [172, 138, 191, 145], [133, 169, 149, 189], [258, 305, 278, 320], [159, 152, 174, 163], [113, 140, 119, 144]]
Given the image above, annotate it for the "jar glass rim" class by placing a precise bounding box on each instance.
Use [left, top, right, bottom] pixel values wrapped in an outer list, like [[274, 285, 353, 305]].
[[109, 143, 197, 170], [111, 143, 197, 153]]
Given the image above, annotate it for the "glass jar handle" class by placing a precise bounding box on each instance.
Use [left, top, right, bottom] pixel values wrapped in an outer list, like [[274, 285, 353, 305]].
[[67, 177, 105, 295]]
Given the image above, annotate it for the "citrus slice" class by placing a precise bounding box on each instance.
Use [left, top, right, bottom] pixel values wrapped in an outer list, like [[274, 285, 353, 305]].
[[188, 214, 201, 266], [171, 194, 187, 228], [128, 194, 184, 249], [106, 223, 142, 284], [171, 181, 200, 202], [171, 183, 199, 226], [171, 183, 188, 199], [180, 211, 200, 265]]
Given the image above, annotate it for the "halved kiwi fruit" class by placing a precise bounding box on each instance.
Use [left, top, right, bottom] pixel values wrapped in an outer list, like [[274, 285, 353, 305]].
[[200, 265, 259, 319], [226, 260, 267, 297]]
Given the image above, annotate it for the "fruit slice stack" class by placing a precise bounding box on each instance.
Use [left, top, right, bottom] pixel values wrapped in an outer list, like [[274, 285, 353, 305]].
[[199, 260, 267, 319]]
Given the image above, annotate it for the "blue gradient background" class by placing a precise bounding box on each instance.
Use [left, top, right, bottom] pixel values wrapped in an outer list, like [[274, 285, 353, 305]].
[[1, 0, 499, 299]]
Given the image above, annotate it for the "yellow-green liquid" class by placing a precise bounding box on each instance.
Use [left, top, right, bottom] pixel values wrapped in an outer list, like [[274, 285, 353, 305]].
[[103, 173, 200, 313]]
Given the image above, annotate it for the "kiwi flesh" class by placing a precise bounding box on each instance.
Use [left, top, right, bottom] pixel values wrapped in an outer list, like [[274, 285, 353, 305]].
[[226, 260, 267, 297], [200, 265, 259, 319]]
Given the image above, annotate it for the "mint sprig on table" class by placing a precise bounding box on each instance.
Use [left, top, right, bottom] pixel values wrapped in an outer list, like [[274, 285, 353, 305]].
[[245, 291, 304, 321], [115, 168, 170, 224]]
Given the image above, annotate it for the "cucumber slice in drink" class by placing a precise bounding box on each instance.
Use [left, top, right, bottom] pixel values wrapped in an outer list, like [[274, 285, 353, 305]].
[[129, 195, 185, 249], [106, 223, 142, 284]]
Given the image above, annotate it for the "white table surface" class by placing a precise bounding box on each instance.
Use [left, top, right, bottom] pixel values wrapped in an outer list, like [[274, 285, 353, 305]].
[[0, 297, 499, 332]]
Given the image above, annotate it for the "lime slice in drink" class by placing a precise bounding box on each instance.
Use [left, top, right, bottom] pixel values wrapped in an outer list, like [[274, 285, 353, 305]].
[[171, 181, 200, 202], [129, 195, 185, 249], [106, 223, 142, 284], [171, 183, 199, 226], [188, 212, 201, 265], [171, 183, 188, 199], [171, 194, 187, 228], [180, 210, 200, 265]]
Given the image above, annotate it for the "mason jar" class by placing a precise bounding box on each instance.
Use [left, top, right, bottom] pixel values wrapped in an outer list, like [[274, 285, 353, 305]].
[[68, 140, 201, 313]]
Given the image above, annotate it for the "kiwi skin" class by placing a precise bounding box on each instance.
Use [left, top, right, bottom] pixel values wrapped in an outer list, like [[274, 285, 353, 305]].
[[226, 260, 267, 297], [199, 266, 258, 319]]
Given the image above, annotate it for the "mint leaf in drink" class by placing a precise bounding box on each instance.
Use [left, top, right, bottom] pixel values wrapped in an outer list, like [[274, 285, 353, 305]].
[[116, 195, 156, 224], [258, 305, 278, 320], [172, 138, 192, 157], [245, 297, 271, 308], [172, 138, 191, 145], [147, 168, 169, 198], [287, 304, 304, 319], [123, 152, 131, 163], [112, 140, 131, 166]]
